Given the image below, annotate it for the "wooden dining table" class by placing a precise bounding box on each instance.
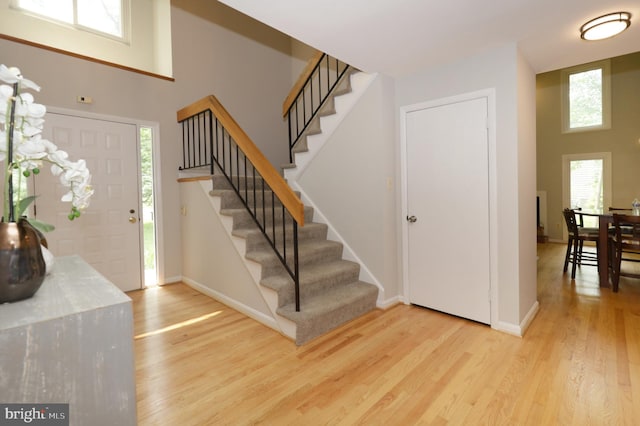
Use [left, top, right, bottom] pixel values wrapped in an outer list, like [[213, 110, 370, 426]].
[[577, 211, 613, 288]]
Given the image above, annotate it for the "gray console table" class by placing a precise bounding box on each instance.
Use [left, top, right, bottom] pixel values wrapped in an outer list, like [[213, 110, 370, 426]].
[[0, 255, 137, 426]]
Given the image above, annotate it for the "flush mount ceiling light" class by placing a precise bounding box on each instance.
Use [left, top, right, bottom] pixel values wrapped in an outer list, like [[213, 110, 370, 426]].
[[580, 12, 631, 40]]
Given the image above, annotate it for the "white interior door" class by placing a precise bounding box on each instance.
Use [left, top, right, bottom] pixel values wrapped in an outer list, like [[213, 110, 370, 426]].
[[35, 112, 142, 292], [405, 96, 490, 324]]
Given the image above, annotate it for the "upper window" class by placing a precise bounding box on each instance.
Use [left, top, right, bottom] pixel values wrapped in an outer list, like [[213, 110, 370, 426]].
[[13, 0, 127, 40], [561, 60, 611, 133]]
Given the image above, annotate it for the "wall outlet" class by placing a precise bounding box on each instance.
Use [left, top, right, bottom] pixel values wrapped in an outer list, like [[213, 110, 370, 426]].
[[77, 95, 93, 104]]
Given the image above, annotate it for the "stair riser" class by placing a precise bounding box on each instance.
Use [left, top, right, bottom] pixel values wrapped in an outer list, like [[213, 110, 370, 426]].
[[227, 208, 314, 231], [212, 175, 266, 191], [283, 288, 377, 345], [256, 244, 345, 279], [291, 138, 308, 154], [242, 224, 328, 252], [270, 265, 361, 308], [276, 286, 378, 345]]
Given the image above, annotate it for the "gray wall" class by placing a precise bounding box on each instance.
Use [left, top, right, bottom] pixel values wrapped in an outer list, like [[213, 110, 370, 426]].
[[0, 2, 295, 284]]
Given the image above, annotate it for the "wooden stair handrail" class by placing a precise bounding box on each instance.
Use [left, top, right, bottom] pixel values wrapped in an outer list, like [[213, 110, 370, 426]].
[[282, 51, 325, 118], [177, 95, 305, 226]]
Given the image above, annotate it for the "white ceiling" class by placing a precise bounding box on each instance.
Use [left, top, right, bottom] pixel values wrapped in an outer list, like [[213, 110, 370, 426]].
[[218, 0, 640, 76]]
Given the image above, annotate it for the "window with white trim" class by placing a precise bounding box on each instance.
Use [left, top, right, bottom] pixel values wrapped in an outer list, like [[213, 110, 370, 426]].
[[12, 0, 128, 40], [561, 60, 611, 133]]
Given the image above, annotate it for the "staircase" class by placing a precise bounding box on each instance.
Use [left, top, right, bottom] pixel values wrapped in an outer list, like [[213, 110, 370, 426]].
[[177, 56, 380, 345], [201, 69, 379, 345], [209, 173, 378, 345]]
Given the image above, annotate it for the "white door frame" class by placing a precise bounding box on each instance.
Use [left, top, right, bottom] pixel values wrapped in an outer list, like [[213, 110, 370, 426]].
[[399, 88, 498, 327], [561, 152, 612, 241], [47, 106, 165, 287]]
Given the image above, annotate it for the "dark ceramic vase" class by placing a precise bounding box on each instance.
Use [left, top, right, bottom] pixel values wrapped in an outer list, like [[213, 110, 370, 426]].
[[0, 218, 46, 303]]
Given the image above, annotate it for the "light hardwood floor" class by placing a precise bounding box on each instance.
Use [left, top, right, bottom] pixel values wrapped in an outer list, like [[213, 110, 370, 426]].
[[131, 242, 640, 425]]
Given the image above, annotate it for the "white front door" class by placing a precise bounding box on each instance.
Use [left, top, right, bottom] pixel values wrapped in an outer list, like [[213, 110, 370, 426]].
[[404, 96, 491, 324], [35, 112, 142, 292]]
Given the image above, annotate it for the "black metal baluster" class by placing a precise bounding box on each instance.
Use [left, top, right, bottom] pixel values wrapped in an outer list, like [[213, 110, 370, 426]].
[[243, 155, 248, 203], [188, 118, 194, 169], [208, 112, 214, 175], [236, 142, 240, 191], [195, 113, 201, 167], [261, 178, 266, 231], [215, 118, 220, 173], [293, 221, 300, 311], [252, 165, 257, 214], [271, 191, 276, 248], [281, 204, 287, 264], [302, 85, 307, 140], [180, 122, 186, 170]]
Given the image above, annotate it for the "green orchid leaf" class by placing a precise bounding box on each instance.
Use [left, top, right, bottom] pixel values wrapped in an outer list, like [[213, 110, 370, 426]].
[[15, 195, 38, 218], [26, 218, 55, 233]]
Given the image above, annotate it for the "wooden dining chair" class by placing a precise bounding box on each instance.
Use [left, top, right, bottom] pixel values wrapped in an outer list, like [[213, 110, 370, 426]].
[[562, 208, 599, 279], [608, 207, 633, 236], [571, 207, 599, 232], [610, 213, 640, 292]]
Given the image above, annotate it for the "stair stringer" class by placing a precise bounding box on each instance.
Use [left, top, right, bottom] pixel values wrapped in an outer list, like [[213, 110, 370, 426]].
[[283, 72, 388, 306], [196, 180, 297, 341]]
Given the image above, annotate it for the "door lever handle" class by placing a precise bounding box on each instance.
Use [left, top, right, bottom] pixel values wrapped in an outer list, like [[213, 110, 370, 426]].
[[407, 215, 417, 223]]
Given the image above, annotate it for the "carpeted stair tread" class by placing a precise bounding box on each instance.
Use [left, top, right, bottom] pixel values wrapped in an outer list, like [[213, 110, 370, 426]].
[[245, 239, 344, 269], [260, 259, 361, 305], [215, 189, 303, 211], [233, 222, 328, 251], [292, 137, 309, 154], [277, 281, 378, 345], [219, 206, 315, 229]]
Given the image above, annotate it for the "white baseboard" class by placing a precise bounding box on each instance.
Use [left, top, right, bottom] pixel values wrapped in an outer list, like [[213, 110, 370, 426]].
[[377, 295, 404, 309], [492, 301, 540, 337], [182, 277, 280, 332], [520, 301, 540, 335], [159, 276, 182, 285]]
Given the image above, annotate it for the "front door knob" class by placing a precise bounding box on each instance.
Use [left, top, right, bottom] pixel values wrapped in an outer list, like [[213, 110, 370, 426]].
[[129, 216, 137, 224], [407, 215, 417, 223]]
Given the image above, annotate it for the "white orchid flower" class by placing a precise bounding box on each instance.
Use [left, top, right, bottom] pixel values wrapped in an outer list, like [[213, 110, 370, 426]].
[[13, 94, 46, 120], [41, 138, 57, 153], [49, 148, 69, 163], [19, 121, 43, 138], [26, 100, 46, 118], [0, 65, 40, 91], [2, 64, 93, 225], [15, 135, 48, 159], [0, 84, 12, 102], [61, 171, 93, 210]]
